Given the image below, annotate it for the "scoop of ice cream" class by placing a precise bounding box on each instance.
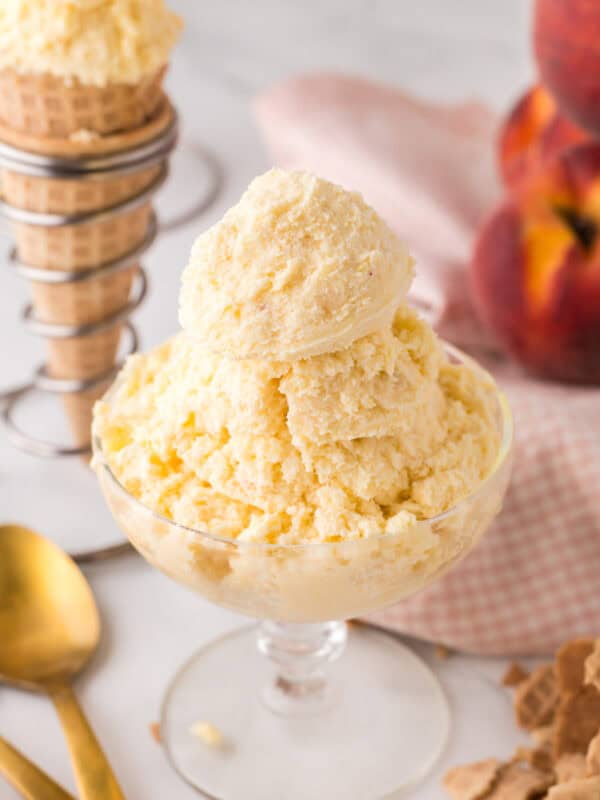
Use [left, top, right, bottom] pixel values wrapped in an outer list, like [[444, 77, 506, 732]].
[[94, 306, 499, 543], [280, 306, 444, 445], [179, 169, 414, 361], [0, 0, 183, 86]]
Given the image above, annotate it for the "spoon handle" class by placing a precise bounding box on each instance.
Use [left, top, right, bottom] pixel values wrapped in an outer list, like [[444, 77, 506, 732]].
[[49, 685, 126, 800], [0, 736, 75, 800]]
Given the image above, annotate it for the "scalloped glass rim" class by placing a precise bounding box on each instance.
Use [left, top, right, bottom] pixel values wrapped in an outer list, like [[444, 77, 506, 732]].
[[92, 341, 514, 552]]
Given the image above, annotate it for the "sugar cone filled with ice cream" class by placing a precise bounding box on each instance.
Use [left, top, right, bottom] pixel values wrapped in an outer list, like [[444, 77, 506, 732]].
[[0, 0, 182, 449], [0, 0, 182, 137]]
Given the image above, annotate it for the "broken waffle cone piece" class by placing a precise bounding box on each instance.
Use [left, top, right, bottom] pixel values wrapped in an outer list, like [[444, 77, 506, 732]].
[[556, 754, 588, 783], [586, 732, 600, 777], [443, 758, 502, 800], [503, 663, 530, 688], [512, 743, 554, 774], [443, 639, 600, 799], [532, 725, 555, 747], [554, 686, 600, 759], [557, 640, 596, 694], [486, 762, 553, 800], [435, 644, 451, 661], [515, 664, 560, 731], [585, 643, 600, 694], [547, 776, 600, 799], [149, 723, 162, 745]]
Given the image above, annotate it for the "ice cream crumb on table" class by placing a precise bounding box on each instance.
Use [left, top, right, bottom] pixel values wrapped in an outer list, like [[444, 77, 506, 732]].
[[189, 721, 225, 748]]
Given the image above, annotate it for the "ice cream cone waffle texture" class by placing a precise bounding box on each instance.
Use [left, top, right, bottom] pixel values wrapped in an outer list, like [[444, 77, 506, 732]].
[[0, 0, 183, 136], [0, 98, 174, 448], [0, 67, 166, 138], [443, 637, 600, 800], [0, 0, 181, 449]]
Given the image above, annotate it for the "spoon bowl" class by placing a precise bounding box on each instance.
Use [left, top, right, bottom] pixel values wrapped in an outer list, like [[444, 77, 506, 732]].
[[0, 524, 124, 800], [0, 524, 99, 689]]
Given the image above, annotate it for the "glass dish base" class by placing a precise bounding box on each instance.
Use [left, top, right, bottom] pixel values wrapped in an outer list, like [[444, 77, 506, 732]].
[[161, 624, 450, 800]]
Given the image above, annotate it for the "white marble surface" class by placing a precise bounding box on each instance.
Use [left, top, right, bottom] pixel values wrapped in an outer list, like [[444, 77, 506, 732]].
[[0, 2, 536, 798]]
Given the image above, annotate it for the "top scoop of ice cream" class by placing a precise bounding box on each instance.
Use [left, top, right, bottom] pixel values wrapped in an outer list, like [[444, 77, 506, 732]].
[[0, 0, 183, 86], [179, 169, 415, 361]]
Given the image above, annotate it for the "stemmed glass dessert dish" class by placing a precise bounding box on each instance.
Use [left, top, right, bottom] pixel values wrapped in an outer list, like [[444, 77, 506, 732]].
[[94, 344, 513, 800]]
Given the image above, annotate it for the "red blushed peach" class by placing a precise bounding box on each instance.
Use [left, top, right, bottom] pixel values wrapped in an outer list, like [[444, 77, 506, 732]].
[[472, 142, 600, 384], [535, 0, 600, 134], [498, 85, 586, 188]]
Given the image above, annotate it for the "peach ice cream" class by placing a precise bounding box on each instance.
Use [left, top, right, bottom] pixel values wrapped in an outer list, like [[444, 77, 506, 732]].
[[179, 169, 414, 361], [93, 170, 510, 621], [0, 0, 183, 87]]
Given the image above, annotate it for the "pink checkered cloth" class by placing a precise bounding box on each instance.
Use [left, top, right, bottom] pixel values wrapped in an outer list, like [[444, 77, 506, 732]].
[[255, 74, 600, 657]]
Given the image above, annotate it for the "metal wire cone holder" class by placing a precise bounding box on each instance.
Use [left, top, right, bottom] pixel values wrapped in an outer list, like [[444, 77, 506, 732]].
[[0, 111, 179, 460]]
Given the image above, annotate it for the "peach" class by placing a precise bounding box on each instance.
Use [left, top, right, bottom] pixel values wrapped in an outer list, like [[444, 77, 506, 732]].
[[534, 0, 600, 134], [471, 142, 600, 384], [498, 85, 586, 188]]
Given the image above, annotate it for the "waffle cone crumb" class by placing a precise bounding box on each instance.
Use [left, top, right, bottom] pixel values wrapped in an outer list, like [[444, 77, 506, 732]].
[[547, 776, 600, 799], [557, 640, 596, 694], [515, 664, 559, 731], [443, 759, 502, 800], [512, 744, 554, 774], [435, 644, 451, 661], [585, 644, 600, 694], [554, 686, 600, 759], [555, 754, 588, 783], [486, 762, 553, 799], [503, 663, 530, 688], [149, 722, 161, 744], [586, 733, 600, 777], [532, 725, 556, 747]]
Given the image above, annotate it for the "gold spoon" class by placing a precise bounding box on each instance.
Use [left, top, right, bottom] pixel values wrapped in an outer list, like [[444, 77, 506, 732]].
[[0, 736, 75, 800], [0, 524, 125, 800]]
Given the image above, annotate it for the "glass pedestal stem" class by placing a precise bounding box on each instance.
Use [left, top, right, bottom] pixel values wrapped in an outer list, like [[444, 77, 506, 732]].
[[257, 621, 348, 714]]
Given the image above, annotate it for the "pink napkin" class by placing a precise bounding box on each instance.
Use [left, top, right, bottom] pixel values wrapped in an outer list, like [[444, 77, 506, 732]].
[[255, 73, 600, 656]]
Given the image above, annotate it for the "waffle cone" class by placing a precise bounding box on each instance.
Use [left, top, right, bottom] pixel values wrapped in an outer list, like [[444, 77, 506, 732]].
[[0, 67, 166, 138], [2, 164, 160, 215], [46, 323, 125, 451], [20, 200, 151, 449], [14, 204, 153, 270], [0, 99, 174, 449], [62, 382, 114, 455], [47, 325, 124, 380], [37, 224, 145, 448]]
